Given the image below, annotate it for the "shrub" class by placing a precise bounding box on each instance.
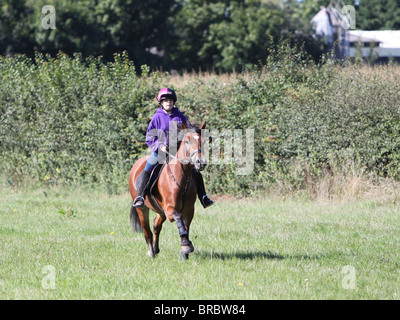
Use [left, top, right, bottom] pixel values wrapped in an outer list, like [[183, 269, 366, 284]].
[[1, 47, 399, 198], [0, 52, 160, 191]]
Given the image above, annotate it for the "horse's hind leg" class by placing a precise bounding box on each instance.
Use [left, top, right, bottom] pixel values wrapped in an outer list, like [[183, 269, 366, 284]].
[[153, 214, 166, 255], [137, 206, 155, 258]]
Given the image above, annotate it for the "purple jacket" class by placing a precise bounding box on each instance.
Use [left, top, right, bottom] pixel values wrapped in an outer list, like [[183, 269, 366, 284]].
[[146, 107, 190, 152]]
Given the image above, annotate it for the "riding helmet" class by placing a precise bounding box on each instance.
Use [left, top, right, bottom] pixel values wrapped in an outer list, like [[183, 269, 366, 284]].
[[157, 88, 177, 103]]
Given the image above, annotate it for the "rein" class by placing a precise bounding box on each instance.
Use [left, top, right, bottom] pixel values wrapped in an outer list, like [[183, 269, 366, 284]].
[[166, 155, 192, 213], [164, 130, 202, 164], [165, 148, 199, 193], [164, 133, 201, 205], [165, 149, 201, 165], [167, 161, 191, 194]]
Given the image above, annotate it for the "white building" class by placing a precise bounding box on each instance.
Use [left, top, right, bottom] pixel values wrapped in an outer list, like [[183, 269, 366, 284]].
[[348, 30, 400, 60], [311, 5, 400, 62]]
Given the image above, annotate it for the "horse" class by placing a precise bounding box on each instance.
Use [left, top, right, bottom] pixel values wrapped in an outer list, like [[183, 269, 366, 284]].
[[128, 122, 207, 260]]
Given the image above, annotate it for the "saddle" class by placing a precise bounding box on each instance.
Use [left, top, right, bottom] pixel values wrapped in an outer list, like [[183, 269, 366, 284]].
[[135, 164, 166, 214]]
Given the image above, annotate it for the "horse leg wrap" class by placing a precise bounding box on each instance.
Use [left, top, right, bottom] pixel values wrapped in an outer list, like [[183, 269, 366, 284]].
[[173, 213, 194, 254], [173, 212, 188, 238]]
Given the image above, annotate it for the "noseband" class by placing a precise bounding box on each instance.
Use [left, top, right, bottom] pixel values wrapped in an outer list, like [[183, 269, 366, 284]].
[[166, 132, 202, 165], [187, 149, 202, 164]]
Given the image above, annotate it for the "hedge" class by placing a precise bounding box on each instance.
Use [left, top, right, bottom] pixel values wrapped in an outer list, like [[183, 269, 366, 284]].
[[1, 46, 400, 196]]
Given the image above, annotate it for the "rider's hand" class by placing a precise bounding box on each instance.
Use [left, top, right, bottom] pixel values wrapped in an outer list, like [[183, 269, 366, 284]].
[[160, 144, 167, 153]]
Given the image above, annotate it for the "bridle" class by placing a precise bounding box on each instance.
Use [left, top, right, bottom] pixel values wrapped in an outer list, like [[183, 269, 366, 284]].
[[165, 132, 202, 165], [164, 131, 203, 202], [167, 149, 201, 165]]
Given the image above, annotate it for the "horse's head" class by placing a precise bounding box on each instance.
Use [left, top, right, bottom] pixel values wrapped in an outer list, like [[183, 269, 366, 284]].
[[181, 122, 207, 171]]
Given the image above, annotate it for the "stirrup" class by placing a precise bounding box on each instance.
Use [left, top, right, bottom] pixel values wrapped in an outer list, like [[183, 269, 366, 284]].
[[201, 194, 215, 208], [133, 196, 145, 208]]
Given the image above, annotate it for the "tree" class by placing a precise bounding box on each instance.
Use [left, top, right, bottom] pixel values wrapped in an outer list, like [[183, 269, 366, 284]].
[[1, 0, 177, 68], [202, 0, 284, 71], [166, 0, 232, 71], [169, 0, 325, 72], [0, 0, 36, 56], [92, 0, 178, 67], [33, 0, 102, 58], [168, 0, 289, 71], [1, 0, 370, 72], [356, 0, 400, 30]]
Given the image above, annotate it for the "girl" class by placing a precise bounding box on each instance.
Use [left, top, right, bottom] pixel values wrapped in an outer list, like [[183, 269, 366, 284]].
[[133, 88, 215, 209]]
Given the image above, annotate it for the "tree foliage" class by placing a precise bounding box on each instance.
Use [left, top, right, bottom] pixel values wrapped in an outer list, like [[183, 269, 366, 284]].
[[356, 0, 400, 30], [0, 0, 399, 71]]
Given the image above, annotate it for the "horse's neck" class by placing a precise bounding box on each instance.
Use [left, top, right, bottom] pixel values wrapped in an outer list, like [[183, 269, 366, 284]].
[[169, 147, 192, 181], [176, 144, 186, 160]]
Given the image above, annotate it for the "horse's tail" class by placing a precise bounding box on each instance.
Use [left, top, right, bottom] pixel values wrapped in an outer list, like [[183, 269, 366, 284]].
[[130, 206, 143, 233]]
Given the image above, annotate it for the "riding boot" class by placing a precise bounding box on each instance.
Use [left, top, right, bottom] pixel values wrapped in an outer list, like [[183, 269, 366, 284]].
[[133, 171, 151, 209], [192, 170, 215, 208]]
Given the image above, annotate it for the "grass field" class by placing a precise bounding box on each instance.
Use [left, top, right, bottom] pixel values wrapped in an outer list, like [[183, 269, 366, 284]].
[[0, 186, 399, 300]]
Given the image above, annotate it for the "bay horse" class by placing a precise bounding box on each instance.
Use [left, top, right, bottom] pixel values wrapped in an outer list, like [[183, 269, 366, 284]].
[[128, 122, 207, 260]]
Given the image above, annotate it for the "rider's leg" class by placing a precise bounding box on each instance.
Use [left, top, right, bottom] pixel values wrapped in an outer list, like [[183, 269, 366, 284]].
[[133, 152, 159, 208], [192, 169, 215, 208]]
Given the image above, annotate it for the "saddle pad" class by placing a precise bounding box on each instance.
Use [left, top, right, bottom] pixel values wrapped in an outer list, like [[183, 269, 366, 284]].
[[135, 164, 164, 193], [135, 164, 165, 214]]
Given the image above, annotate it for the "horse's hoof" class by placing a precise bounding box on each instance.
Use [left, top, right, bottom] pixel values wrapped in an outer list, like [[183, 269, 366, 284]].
[[181, 253, 189, 261], [181, 243, 194, 255], [147, 250, 155, 258]]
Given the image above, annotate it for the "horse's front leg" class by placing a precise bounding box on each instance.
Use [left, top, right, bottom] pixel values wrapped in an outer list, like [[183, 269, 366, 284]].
[[182, 209, 194, 258], [165, 208, 194, 257], [173, 211, 194, 255], [180, 228, 192, 261], [153, 214, 166, 255]]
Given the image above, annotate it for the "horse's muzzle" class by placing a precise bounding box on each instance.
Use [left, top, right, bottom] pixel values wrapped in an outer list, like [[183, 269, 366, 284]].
[[195, 158, 207, 171]]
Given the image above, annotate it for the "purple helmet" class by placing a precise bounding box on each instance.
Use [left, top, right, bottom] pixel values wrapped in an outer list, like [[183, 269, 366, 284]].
[[157, 88, 177, 103]]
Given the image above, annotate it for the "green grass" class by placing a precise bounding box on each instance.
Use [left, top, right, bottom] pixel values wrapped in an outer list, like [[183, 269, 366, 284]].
[[0, 186, 399, 300]]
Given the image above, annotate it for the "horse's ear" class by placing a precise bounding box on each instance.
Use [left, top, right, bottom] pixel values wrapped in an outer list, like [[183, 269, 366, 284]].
[[200, 121, 206, 129]]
